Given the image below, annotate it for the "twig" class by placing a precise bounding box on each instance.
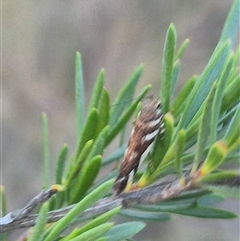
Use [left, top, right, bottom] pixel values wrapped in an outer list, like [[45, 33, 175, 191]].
[[1, 175, 239, 233]]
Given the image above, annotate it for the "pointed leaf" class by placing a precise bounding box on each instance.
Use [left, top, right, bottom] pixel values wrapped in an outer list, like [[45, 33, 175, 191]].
[[97, 88, 110, 134], [42, 112, 50, 188], [191, 82, 217, 173], [28, 203, 49, 241], [75, 52, 85, 136], [70, 155, 102, 204], [44, 179, 114, 241], [55, 144, 68, 184], [75, 108, 98, 158], [171, 203, 237, 219], [105, 222, 146, 241], [88, 69, 104, 110], [161, 23, 177, 113], [69, 223, 113, 241], [119, 209, 171, 222], [109, 64, 143, 126]]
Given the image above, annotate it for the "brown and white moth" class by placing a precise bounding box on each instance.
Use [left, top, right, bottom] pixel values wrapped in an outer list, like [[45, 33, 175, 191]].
[[113, 97, 164, 195]]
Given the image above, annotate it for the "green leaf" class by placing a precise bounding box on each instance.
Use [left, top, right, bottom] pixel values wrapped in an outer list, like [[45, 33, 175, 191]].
[[198, 170, 239, 184], [219, 0, 240, 46], [224, 105, 240, 148], [44, 179, 114, 241], [75, 52, 85, 137], [55, 144, 68, 184], [119, 209, 171, 222], [221, 76, 240, 113], [69, 223, 114, 241], [97, 88, 110, 135], [161, 23, 177, 113], [28, 203, 48, 241], [75, 108, 98, 159], [109, 64, 143, 126], [88, 69, 104, 110], [198, 141, 228, 176], [0, 185, 6, 217], [102, 145, 126, 166], [206, 185, 240, 199], [178, 41, 230, 129], [174, 38, 190, 61], [210, 54, 233, 144], [175, 129, 186, 178], [42, 112, 50, 188], [66, 140, 94, 188], [106, 85, 151, 145], [139, 113, 174, 187], [170, 202, 237, 219], [191, 82, 217, 173], [196, 194, 225, 206], [151, 113, 174, 170], [105, 222, 146, 241], [88, 125, 109, 159], [70, 155, 102, 204], [65, 206, 121, 239], [171, 75, 197, 118], [171, 60, 181, 96]]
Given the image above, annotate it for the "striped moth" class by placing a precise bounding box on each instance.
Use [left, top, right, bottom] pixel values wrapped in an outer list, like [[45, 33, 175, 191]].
[[113, 97, 164, 195]]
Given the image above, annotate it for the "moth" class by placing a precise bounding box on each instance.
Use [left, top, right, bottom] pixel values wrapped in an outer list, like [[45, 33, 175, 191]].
[[113, 97, 164, 195]]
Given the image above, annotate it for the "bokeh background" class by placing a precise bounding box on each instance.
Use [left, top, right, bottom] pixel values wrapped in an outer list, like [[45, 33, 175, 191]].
[[2, 0, 239, 240]]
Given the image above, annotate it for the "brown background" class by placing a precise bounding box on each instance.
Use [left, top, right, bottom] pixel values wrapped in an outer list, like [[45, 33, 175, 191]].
[[2, 0, 239, 240]]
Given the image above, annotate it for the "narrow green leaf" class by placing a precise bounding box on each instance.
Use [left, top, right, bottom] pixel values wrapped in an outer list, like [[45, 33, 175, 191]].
[[75, 108, 98, 159], [66, 140, 94, 188], [65, 206, 121, 239], [88, 69, 105, 110], [196, 194, 225, 206], [75, 52, 85, 137], [0, 185, 6, 217], [175, 129, 186, 178], [161, 23, 177, 113], [42, 112, 50, 188], [178, 41, 230, 129], [44, 179, 113, 241], [136, 203, 193, 212], [224, 105, 240, 147], [97, 88, 110, 134], [102, 144, 126, 166], [88, 125, 109, 159], [191, 82, 217, 173], [198, 170, 239, 184], [105, 222, 146, 241], [28, 203, 49, 241], [69, 223, 113, 241], [142, 113, 174, 183], [70, 155, 102, 204], [109, 64, 143, 126], [171, 60, 181, 96], [210, 54, 233, 144], [96, 238, 107, 241], [171, 75, 197, 118], [221, 76, 240, 113], [106, 85, 151, 145], [199, 141, 228, 176], [170, 203, 237, 219], [55, 144, 68, 184], [120, 209, 171, 222], [174, 38, 190, 61], [219, 0, 240, 46], [206, 185, 240, 199]]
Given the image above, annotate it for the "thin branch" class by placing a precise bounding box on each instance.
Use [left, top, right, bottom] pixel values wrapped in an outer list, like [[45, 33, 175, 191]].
[[1, 176, 239, 233]]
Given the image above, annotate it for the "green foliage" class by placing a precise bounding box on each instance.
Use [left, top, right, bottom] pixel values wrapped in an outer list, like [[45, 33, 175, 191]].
[[3, 1, 239, 240]]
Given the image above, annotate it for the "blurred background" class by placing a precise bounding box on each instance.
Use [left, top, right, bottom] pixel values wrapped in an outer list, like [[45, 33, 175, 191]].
[[2, 0, 239, 240]]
